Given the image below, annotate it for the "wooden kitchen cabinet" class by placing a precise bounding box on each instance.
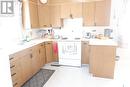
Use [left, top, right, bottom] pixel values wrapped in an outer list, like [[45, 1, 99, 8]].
[[10, 57, 23, 87], [81, 41, 89, 64], [89, 45, 116, 79], [82, 2, 95, 26], [45, 41, 53, 63], [38, 4, 51, 28], [83, 0, 111, 26], [60, 2, 82, 19], [20, 53, 33, 83], [39, 43, 46, 67], [31, 44, 41, 75], [95, 0, 111, 26], [9, 43, 47, 87], [9, 47, 33, 87], [50, 5, 62, 27], [29, 1, 39, 28]]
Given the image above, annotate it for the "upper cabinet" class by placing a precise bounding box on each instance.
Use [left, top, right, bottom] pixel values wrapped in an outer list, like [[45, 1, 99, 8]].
[[27, 0, 111, 29], [95, 0, 111, 26], [29, 1, 39, 28], [50, 5, 62, 27], [60, 2, 82, 19], [38, 4, 51, 28], [83, 2, 95, 26], [83, 0, 111, 26]]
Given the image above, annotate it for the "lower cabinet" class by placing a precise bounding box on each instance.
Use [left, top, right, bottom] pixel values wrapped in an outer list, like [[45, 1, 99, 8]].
[[89, 45, 116, 79], [20, 52, 33, 84], [9, 41, 59, 87], [10, 56, 23, 87], [45, 41, 53, 63], [9, 47, 33, 87], [81, 41, 89, 64], [9, 43, 46, 87], [39, 43, 46, 67]]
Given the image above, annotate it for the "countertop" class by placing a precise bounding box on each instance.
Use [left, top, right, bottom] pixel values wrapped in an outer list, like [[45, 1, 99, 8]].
[[0, 38, 117, 56], [89, 39, 118, 46]]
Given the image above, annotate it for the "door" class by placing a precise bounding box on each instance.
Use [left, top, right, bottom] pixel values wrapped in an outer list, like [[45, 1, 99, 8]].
[[50, 5, 62, 27], [60, 3, 71, 18], [81, 41, 89, 64], [20, 53, 32, 83], [45, 42, 53, 63], [38, 4, 51, 28], [39, 43, 46, 67], [83, 2, 95, 26], [29, 2, 39, 28], [31, 45, 41, 75], [95, 0, 111, 26], [70, 3, 82, 18]]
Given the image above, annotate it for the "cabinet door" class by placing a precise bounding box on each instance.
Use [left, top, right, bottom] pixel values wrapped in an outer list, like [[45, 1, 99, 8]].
[[39, 43, 46, 67], [38, 5, 51, 28], [83, 2, 95, 26], [95, 0, 111, 26], [45, 42, 53, 63], [60, 3, 71, 18], [32, 45, 41, 75], [70, 3, 82, 18], [89, 45, 116, 79], [20, 53, 32, 83], [29, 2, 39, 28], [50, 5, 62, 27], [81, 41, 89, 64]]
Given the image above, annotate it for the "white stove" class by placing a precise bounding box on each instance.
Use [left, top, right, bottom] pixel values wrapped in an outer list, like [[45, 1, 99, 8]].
[[58, 40, 81, 67]]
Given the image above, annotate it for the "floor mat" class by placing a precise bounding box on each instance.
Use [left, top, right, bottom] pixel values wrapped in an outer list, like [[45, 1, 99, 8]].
[[22, 69, 55, 87]]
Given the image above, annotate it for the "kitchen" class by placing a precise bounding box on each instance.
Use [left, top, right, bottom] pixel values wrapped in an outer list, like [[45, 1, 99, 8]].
[[0, 0, 130, 87]]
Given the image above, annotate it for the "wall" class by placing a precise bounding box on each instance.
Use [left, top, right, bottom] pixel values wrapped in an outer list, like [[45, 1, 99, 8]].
[[0, 0, 23, 47]]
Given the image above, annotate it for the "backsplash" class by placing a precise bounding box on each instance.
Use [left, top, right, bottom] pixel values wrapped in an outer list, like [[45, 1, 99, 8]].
[[31, 18, 114, 40]]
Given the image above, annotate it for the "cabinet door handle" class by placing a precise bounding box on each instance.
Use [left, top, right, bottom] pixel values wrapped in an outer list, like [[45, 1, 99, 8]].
[[44, 25, 47, 27], [39, 50, 40, 54], [70, 14, 73, 18], [30, 54, 33, 58], [84, 43, 88, 45], [13, 83, 18, 87], [46, 43, 51, 44], [10, 57, 14, 60], [94, 22, 96, 26], [11, 73, 16, 76], [10, 65, 15, 68]]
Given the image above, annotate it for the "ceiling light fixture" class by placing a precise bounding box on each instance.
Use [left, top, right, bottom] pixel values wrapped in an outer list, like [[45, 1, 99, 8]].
[[40, 0, 47, 4]]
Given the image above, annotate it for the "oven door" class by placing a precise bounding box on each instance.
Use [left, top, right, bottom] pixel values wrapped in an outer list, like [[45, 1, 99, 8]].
[[58, 41, 81, 59]]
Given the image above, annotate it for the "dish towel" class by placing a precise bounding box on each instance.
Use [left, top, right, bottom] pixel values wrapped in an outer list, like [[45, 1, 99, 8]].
[[53, 42, 58, 54]]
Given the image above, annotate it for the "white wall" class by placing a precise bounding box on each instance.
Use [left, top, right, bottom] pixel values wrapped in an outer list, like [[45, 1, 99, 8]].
[[0, 0, 23, 47]]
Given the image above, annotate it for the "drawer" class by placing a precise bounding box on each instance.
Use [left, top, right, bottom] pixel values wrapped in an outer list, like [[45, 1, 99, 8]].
[[12, 81, 21, 87], [9, 47, 32, 60]]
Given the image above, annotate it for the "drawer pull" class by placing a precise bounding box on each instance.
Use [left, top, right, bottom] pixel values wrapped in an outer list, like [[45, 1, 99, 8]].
[[10, 57, 14, 60], [13, 83, 18, 87], [11, 73, 16, 76], [10, 65, 15, 68]]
